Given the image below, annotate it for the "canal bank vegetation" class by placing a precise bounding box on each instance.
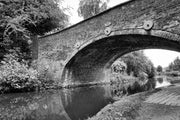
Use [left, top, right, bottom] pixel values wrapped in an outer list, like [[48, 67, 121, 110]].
[[0, 0, 69, 93], [0, 51, 40, 93], [157, 56, 180, 84], [110, 51, 156, 97]]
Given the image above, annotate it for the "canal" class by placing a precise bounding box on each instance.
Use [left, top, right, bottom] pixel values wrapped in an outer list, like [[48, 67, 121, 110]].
[[0, 77, 173, 120], [0, 84, 115, 120]]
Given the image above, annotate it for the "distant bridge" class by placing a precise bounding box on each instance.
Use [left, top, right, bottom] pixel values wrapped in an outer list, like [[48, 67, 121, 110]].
[[37, 0, 180, 86]]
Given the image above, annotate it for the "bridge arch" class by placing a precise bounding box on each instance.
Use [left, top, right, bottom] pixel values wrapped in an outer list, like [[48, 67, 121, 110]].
[[37, 0, 180, 86], [62, 30, 180, 85]]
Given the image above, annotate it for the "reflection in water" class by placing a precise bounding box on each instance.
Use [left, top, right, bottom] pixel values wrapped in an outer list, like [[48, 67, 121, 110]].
[[0, 91, 70, 120], [156, 77, 171, 88], [61, 85, 114, 120], [0, 78, 173, 120], [0, 85, 114, 120]]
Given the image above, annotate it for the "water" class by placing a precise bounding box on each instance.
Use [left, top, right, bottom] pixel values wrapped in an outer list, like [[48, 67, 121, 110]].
[[0, 85, 114, 120], [0, 77, 174, 120], [155, 77, 171, 88]]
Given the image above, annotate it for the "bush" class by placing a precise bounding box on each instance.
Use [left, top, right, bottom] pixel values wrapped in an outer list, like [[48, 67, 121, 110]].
[[0, 53, 40, 93], [138, 72, 148, 82], [111, 74, 155, 98], [165, 71, 180, 77], [31, 60, 56, 88]]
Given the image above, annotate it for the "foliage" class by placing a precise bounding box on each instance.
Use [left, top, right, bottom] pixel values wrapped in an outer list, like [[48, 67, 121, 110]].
[[138, 72, 148, 82], [111, 74, 155, 98], [31, 59, 58, 89], [111, 60, 127, 73], [78, 0, 109, 19], [168, 57, 180, 71], [0, 0, 68, 59], [157, 65, 163, 72], [0, 51, 40, 93], [165, 71, 180, 77], [121, 51, 155, 78]]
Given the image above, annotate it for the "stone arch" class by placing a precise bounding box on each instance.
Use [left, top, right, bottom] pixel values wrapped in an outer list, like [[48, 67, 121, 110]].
[[61, 30, 180, 85]]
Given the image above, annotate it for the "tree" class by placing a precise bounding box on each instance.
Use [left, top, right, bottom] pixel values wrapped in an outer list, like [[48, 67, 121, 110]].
[[145, 60, 155, 78], [78, 0, 109, 19], [168, 62, 174, 71], [157, 65, 163, 72], [111, 60, 127, 73], [172, 57, 180, 71], [121, 51, 155, 78], [0, 0, 68, 59], [168, 57, 180, 71]]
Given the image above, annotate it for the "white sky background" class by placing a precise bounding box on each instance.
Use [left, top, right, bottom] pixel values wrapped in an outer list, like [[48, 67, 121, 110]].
[[62, 0, 129, 24], [62, 0, 180, 68], [144, 49, 180, 68]]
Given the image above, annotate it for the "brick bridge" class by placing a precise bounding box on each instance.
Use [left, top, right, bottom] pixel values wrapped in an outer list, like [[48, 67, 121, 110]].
[[37, 0, 180, 86]]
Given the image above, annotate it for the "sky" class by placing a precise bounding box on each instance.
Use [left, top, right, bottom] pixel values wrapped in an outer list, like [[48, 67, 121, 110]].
[[62, 0, 180, 68]]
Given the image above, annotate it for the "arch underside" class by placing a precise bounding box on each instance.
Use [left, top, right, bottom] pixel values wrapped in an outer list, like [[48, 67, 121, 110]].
[[62, 34, 180, 84]]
